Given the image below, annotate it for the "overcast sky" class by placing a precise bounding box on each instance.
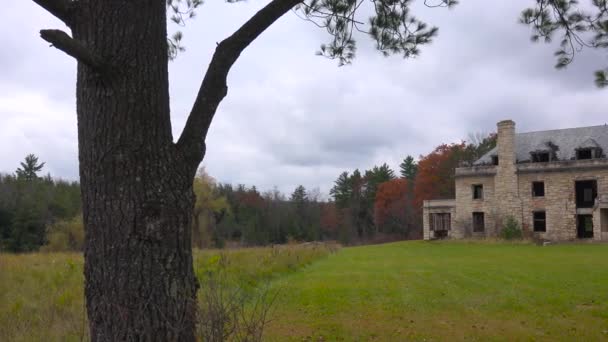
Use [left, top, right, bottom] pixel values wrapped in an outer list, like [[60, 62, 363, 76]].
[[1, 0, 607, 195]]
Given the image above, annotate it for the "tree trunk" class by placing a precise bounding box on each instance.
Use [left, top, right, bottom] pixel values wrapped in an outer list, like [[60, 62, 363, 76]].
[[73, 2, 198, 340], [32, 0, 304, 338]]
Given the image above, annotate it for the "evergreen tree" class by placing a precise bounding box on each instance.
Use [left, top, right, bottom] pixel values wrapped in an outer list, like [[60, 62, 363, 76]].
[[399, 156, 418, 181], [288, 185, 307, 240], [330, 172, 352, 209], [15, 154, 45, 181], [290, 185, 308, 208]]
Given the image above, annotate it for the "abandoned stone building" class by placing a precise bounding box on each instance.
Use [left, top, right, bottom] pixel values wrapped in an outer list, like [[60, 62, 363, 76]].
[[423, 120, 608, 241]]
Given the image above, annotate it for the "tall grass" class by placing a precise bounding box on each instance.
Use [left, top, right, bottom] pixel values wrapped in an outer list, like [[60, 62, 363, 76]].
[[0, 242, 339, 341]]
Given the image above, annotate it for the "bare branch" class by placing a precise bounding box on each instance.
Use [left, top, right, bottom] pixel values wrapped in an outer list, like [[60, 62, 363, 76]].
[[32, 0, 72, 25], [177, 0, 302, 169], [40, 29, 105, 71]]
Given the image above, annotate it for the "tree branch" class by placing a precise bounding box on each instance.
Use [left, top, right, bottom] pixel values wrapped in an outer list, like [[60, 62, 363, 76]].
[[40, 29, 105, 71], [177, 0, 302, 169], [33, 0, 73, 26]]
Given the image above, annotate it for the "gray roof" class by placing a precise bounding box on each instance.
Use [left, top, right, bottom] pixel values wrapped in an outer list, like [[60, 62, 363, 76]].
[[475, 124, 608, 165]]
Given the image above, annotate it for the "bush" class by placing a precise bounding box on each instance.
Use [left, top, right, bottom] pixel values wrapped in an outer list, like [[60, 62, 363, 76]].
[[42, 216, 84, 252], [197, 262, 276, 342], [501, 216, 522, 240]]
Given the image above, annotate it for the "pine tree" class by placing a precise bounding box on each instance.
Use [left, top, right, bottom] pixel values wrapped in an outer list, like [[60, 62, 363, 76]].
[[330, 172, 352, 209], [399, 155, 418, 181], [15, 154, 45, 181]]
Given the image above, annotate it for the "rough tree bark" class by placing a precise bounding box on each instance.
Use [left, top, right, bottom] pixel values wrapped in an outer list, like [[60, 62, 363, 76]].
[[33, 0, 301, 340]]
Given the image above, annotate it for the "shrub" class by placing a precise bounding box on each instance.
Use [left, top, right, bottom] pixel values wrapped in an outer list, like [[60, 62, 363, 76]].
[[501, 216, 522, 240], [42, 216, 84, 252], [197, 264, 276, 342]]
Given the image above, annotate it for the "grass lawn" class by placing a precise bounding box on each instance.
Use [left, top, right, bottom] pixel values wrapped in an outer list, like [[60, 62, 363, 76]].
[[266, 241, 608, 341], [0, 243, 337, 341], [2, 241, 608, 341]]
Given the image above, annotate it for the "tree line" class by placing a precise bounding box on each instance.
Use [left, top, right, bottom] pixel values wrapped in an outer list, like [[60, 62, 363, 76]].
[[0, 155, 81, 252], [191, 133, 497, 247], [1, 135, 495, 252]]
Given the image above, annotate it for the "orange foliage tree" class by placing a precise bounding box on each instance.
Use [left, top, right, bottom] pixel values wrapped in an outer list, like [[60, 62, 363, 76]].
[[374, 178, 416, 236], [413, 134, 497, 211], [319, 202, 339, 238], [413, 143, 466, 210]]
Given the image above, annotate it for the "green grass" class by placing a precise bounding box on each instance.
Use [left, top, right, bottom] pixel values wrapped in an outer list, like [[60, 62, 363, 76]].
[[0, 243, 338, 342], [265, 241, 608, 341], [2, 241, 608, 341]]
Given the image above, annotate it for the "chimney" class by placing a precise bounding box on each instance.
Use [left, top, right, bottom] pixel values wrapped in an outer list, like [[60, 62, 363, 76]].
[[497, 120, 516, 166]]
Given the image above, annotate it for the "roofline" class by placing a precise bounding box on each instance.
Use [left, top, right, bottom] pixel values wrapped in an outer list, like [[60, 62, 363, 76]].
[[515, 124, 608, 136]]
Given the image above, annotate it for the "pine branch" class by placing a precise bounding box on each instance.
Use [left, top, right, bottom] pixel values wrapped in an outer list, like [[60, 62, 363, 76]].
[[177, 0, 302, 169], [40, 29, 105, 71], [32, 0, 73, 26]]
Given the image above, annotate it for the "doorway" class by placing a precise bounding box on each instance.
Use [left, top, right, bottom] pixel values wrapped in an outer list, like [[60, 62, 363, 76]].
[[577, 215, 594, 239], [602, 209, 608, 234]]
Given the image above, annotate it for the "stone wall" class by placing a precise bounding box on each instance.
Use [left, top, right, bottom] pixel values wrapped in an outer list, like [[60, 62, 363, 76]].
[[452, 120, 608, 241], [454, 175, 496, 238], [517, 167, 608, 241], [422, 199, 456, 240]]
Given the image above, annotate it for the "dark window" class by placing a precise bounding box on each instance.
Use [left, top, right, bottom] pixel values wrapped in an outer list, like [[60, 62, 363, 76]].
[[472, 184, 483, 200], [430, 213, 451, 232], [532, 181, 545, 197], [533, 211, 546, 232], [473, 212, 485, 232], [575, 180, 598, 208], [491, 155, 499, 165], [531, 152, 550, 162], [577, 215, 594, 238], [576, 148, 593, 160]]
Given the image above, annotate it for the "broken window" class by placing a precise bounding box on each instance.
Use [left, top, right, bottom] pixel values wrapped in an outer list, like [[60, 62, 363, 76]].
[[472, 212, 485, 232], [430, 213, 451, 232], [575, 180, 598, 208], [472, 184, 483, 200], [531, 151, 550, 162], [491, 155, 499, 165], [533, 211, 546, 232], [584, 189, 593, 202], [532, 181, 545, 197], [576, 148, 594, 160]]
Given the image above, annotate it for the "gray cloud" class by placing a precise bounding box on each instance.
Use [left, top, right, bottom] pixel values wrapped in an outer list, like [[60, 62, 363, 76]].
[[2, 0, 608, 195]]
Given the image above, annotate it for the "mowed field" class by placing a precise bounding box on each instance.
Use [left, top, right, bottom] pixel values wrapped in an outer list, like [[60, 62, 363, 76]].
[[267, 241, 608, 341], [2, 241, 608, 341]]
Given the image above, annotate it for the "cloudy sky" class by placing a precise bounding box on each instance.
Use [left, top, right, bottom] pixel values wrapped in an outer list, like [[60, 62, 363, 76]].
[[1, 0, 607, 195]]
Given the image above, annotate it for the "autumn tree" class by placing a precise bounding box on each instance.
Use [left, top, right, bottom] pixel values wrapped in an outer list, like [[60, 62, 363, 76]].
[[374, 178, 416, 236], [319, 201, 339, 238], [414, 143, 465, 210], [413, 135, 496, 211], [192, 168, 230, 248]]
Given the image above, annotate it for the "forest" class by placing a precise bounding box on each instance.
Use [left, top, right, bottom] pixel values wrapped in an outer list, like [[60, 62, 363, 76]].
[[0, 134, 495, 252]]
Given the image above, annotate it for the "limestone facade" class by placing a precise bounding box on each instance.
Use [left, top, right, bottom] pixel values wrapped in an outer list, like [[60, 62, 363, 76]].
[[423, 120, 608, 241]]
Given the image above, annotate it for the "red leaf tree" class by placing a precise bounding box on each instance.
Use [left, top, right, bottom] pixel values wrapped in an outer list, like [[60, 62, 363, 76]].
[[413, 143, 466, 210], [374, 178, 416, 236]]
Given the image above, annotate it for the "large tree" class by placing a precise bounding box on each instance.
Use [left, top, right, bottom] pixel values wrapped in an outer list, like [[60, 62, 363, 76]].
[[31, 0, 455, 339], [30, 0, 605, 340], [521, 0, 608, 87]]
